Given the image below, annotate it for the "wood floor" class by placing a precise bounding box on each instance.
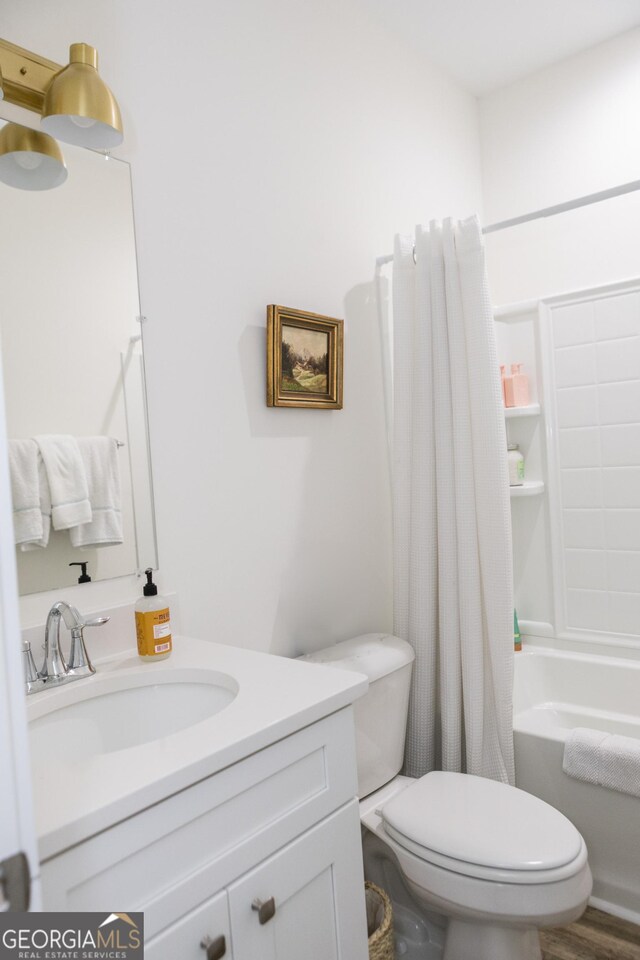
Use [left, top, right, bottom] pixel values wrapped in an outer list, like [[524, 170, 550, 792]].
[[541, 907, 640, 960]]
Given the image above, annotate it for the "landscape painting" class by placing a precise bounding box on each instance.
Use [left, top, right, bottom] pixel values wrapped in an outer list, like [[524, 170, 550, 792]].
[[266, 305, 343, 409], [281, 324, 329, 395]]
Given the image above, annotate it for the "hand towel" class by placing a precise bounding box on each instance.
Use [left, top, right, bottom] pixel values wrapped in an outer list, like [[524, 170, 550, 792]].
[[35, 435, 92, 531], [563, 727, 640, 798], [9, 439, 43, 545], [20, 452, 52, 550], [70, 437, 123, 548]]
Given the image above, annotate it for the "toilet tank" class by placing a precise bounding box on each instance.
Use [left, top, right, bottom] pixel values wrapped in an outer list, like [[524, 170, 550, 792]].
[[300, 633, 414, 799]]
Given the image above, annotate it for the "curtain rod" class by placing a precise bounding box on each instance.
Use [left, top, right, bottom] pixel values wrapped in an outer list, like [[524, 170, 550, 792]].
[[376, 178, 640, 268]]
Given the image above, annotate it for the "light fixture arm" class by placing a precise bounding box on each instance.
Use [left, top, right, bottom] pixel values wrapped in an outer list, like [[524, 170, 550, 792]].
[[0, 38, 62, 114]]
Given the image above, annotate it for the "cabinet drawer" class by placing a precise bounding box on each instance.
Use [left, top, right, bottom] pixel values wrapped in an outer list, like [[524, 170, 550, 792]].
[[41, 707, 357, 939]]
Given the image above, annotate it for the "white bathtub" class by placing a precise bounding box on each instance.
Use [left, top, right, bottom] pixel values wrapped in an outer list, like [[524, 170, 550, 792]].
[[513, 645, 640, 924]]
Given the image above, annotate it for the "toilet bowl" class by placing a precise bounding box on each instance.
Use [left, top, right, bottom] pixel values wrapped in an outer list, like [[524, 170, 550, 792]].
[[363, 771, 591, 960], [301, 634, 592, 960]]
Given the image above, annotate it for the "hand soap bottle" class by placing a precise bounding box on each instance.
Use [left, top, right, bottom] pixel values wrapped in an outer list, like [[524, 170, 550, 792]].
[[509, 363, 530, 407], [499, 365, 507, 406], [135, 568, 172, 661]]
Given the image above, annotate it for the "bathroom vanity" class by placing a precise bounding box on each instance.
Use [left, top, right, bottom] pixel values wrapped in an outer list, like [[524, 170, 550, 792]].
[[27, 637, 369, 958]]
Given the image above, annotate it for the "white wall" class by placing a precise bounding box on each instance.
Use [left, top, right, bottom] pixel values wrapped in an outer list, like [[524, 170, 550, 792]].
[[481, 27, 640, 305], [3, 0, 483, 653]]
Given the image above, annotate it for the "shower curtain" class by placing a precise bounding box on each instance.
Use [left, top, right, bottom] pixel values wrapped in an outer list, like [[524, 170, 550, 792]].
[[392, 216, 515, 785]]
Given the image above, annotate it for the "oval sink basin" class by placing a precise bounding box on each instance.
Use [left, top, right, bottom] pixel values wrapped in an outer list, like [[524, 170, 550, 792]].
[[29, 670, 238, 761]]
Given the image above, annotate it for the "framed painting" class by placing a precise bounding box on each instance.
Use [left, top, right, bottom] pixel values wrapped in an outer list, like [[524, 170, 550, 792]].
[[266, 305, 343, 409]]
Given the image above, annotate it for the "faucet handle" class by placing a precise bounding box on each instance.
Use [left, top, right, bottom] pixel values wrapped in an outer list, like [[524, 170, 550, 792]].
[[81, 616, 110, 629], [22, 641, 44, 695], [67, 615, 110, 676]]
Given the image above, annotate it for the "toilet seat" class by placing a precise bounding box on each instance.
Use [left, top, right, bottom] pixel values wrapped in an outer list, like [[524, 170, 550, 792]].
[[381, 771, 587, 884]]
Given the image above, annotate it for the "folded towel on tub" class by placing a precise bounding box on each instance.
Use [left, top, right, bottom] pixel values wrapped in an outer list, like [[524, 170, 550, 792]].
[[600, 734, 640, 797], [563, 727, 640, 798]]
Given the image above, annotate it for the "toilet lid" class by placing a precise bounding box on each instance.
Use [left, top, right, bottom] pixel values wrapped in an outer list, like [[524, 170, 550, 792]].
[[381, 772, 583, 872]]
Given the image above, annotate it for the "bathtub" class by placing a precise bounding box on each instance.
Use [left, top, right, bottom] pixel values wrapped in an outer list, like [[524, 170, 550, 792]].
[[513, 645, 640, 924]]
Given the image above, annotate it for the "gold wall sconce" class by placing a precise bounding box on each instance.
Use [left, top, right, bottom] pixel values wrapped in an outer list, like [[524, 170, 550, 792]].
[[41, 43, 123, 149], [0, 38, 122, 190], [0, 123, 68, 190]]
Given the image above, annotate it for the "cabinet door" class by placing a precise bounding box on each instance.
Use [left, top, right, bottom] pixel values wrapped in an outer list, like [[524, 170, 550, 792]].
[[145, 888, 232, 960], [228, 800, 367, 960]]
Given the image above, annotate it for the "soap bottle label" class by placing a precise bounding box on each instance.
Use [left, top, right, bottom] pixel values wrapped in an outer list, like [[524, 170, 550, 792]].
[[136, 608, 172, 657]]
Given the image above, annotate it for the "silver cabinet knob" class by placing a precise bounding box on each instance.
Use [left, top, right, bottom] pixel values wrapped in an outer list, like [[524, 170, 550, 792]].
[[200, 934, 226, 960], [251, 896, 276, 925]]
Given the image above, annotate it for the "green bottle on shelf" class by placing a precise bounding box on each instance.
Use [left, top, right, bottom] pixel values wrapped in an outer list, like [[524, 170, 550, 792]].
[[514, 609, 522, 652]]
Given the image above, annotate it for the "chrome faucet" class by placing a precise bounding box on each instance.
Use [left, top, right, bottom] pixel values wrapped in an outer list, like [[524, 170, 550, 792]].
[[23, 601, 109, 695]]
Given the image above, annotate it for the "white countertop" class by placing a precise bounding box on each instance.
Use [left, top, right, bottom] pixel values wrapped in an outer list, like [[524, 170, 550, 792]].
[[27, 636, 368, 862]]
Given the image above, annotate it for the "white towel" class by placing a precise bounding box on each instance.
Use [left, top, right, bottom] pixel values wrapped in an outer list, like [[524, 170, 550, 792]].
[[20, 453, 52, 550], [563, 727, 640, 798], [9, 439, 43, 545], [562, 728, 608, 782], [70, 437, 123, 548], [35, 435, 92, 531], [600, 734, 640, 797]]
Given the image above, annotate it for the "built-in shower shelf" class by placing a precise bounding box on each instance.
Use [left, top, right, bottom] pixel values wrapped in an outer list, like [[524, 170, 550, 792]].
[[504, 403, 540, 419], [510, 481, 545, 498]]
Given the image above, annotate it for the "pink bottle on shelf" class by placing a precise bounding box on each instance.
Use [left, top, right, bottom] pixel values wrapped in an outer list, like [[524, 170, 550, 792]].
[[505, 363, 530, 407], [503, 367, 515, 407], [499, 365, 507, 406]]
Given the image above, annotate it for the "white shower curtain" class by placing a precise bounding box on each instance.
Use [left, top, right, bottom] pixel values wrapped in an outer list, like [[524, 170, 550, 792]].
[[392, 216, 515, 785]]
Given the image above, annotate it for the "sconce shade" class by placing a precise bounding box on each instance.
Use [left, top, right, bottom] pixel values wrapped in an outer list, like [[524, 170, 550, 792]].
[[0, 123, 67, 190], [41, 43, 123, 149]]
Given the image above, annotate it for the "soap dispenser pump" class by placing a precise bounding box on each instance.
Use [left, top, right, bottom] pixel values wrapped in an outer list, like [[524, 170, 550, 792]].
[[69, 561, 91, 583], [135, 568, 172, 661]]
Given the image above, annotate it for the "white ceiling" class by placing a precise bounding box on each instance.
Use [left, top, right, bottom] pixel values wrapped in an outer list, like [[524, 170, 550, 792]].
[[365, 0, 640, 95]]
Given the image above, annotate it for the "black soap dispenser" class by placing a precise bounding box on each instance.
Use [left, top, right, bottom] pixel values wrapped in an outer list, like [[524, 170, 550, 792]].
[[69, 561, 91, 583]]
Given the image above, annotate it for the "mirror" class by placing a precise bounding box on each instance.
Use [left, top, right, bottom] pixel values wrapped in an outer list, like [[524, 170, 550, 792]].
[[0, 117, 157, 594]]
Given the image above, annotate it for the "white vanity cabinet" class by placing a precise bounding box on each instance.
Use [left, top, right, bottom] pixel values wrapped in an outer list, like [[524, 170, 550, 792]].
[[227, 803, 363, 960], [146, 803, 363, 960], [39, 707, 368, 960]]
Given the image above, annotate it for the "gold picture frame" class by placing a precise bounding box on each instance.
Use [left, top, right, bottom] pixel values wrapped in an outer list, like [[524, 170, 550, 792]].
[[266, 305, 343, 409]]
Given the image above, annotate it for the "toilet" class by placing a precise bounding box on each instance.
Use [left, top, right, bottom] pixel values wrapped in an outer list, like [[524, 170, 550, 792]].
[[301, 634, 592, 960]]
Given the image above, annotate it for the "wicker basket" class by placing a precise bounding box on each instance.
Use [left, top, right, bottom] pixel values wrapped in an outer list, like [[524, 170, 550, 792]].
[[365, 881, 395, 960]]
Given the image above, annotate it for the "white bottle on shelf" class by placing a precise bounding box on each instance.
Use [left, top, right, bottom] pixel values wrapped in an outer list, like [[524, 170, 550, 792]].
[[507, 443, 525, 486]]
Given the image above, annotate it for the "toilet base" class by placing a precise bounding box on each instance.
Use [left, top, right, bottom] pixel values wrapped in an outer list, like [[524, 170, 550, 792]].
[[444, 919, 541, 960]]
